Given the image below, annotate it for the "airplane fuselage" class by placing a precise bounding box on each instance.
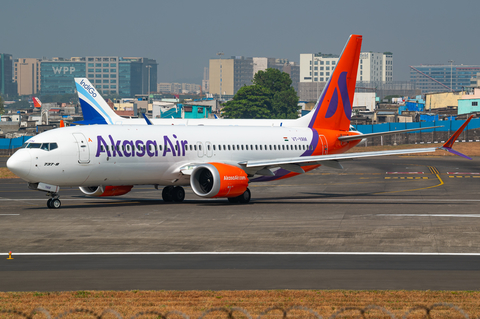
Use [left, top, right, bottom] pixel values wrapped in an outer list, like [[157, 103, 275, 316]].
[[10, 125, 360, 187]]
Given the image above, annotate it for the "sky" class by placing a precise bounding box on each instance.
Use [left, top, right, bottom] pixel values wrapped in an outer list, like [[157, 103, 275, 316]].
[[1, 0, 479, 84]]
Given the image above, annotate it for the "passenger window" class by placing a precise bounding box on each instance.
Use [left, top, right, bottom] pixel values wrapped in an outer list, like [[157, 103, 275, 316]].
[[213, 145, 216, 151], [255, 145, 258, 150], [207, 145, 210, 151], [274, 145, 276, 150], [199, 145, 202, 151], [223, 145, 226, 150], [242, 145, 244, 150], [159, 145, 163, 151], [282, 145, 285, 150], [269, 145, 272, 151], [228, 145, 231, 150], [194, 145, 197, 151], [260, 145, 262, 150], [295, 145, 297, 150]]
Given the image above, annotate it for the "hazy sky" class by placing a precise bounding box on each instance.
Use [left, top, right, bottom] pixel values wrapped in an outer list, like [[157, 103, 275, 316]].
[[2, 0, 479, 84]]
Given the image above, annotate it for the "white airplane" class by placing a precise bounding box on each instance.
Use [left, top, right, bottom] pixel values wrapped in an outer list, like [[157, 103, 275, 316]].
[[7, 35, 472, 209]]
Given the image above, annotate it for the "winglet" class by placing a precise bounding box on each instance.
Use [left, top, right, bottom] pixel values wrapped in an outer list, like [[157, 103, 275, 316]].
[[142, 113, 153, 125], [438, 115, 473, 160]]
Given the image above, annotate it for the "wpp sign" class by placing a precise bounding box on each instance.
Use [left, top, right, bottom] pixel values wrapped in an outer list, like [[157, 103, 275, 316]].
[[52, 66, 76, 74]]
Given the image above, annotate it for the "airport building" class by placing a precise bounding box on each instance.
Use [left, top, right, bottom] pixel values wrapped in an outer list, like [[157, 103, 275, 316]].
[[409, 64, 480, 93], [13, 56, 157, 97], [1, 53, 16, 97]]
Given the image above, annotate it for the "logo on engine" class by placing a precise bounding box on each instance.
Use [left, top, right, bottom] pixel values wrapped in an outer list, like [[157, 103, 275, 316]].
[[224, 176, 247, 181]]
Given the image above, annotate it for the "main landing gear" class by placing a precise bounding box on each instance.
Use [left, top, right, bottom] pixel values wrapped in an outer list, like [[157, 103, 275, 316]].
[[46, 193, 61, 209], [228, 188, 251, 204], [162, 186, 185, 203]]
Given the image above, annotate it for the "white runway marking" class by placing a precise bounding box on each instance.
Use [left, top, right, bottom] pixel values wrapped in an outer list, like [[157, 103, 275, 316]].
[[0, 214, 19, 216], [2, 252, 480, 256], [377, 214, 480, 218]]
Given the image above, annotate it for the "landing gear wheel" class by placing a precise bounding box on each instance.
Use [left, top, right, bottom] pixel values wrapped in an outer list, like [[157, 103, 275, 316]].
[[47, 198, 61, 209], [238, 188, 251, 204], [228, 188, 251, 204], [162, 186, 174, 202], [172, 186, 185, 202], [51, 198, 61, 209]]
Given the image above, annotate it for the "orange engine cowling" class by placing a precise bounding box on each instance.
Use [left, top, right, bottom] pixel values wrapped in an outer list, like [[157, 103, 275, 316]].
[[79, 185, 133, 197], [190, 163, 248, 198]]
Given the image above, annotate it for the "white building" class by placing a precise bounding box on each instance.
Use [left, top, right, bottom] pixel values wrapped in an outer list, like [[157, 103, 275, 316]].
[[300, 52, 393, 83]]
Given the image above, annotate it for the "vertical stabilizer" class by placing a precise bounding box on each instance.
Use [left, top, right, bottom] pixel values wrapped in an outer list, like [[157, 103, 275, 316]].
[[74, 78, 122, 125], [32, 97, 42, 108], [307, 35, 362, 131]]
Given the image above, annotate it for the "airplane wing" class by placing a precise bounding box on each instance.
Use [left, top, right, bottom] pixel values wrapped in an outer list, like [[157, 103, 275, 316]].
[[339, 126, 443, 142]]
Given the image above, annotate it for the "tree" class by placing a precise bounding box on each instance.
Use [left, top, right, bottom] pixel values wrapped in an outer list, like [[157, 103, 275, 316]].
[[222, 85, 272, 119], [222, 68, 299, 119]]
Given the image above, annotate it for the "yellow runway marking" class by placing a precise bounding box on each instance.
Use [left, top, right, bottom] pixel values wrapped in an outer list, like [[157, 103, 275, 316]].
[[375, 166, 443, 195]]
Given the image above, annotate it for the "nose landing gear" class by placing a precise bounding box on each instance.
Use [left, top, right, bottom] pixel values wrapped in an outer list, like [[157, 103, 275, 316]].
[[46, 193, 61, 209]]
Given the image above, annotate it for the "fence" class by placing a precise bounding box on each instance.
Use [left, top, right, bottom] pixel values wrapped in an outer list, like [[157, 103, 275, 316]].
[[0, 136, 32, 155], [0, 304, 475, 319], [352, 118, 480, 146]]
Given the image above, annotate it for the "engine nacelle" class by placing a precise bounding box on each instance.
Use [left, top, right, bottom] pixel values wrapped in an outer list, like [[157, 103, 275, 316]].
[[79, 185, 133, 197], [190, 163, 248, 198]]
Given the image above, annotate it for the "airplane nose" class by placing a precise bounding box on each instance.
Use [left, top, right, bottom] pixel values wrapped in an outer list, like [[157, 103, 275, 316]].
[[6, 151, 31, 180]]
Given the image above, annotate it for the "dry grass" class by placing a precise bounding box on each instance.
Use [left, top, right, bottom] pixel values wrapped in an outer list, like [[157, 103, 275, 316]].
[[0, 290, 479, 318], [0, 167, 18, 179]]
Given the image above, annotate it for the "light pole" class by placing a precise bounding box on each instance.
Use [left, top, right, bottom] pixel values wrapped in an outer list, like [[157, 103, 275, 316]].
[[216, 52, 224, 100], [448, 60, 454, 91], [146, 65, 152, 97]]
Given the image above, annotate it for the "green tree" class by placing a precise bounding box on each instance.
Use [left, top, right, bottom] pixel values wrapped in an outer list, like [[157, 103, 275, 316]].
[[222, 68, 299, 119], [222, 85, 272, 119]]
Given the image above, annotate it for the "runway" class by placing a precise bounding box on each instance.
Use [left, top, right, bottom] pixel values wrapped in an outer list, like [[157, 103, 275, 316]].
[[1, 156, 480, 290]]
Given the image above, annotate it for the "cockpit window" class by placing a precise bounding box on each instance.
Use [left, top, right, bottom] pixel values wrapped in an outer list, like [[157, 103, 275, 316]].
[[28, 143, 42, 149], [25, 142, 58, 151], [20, 143, 28, 148]]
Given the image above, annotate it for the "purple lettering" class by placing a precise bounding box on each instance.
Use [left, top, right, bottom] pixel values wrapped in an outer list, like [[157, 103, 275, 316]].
[[109, 135, 123, 157], [146, 140, 157, 157], [136, 140, 145, 157], [163, 135, 176, 157], [122, 140, 134, 157], [96, 136, 111, 157]]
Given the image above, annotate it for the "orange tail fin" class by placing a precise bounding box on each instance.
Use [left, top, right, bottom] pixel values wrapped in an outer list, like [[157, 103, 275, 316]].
[[308, 35, 362, 131], [32, 96, 42, 108]]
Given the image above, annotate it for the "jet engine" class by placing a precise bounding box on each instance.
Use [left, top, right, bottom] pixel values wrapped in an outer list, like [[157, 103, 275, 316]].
[[79, 185, 133, 197], [190, 163, 248, 198]]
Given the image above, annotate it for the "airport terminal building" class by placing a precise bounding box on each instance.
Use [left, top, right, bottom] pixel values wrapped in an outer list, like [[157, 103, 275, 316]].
[[15, 56, 157, 97]]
